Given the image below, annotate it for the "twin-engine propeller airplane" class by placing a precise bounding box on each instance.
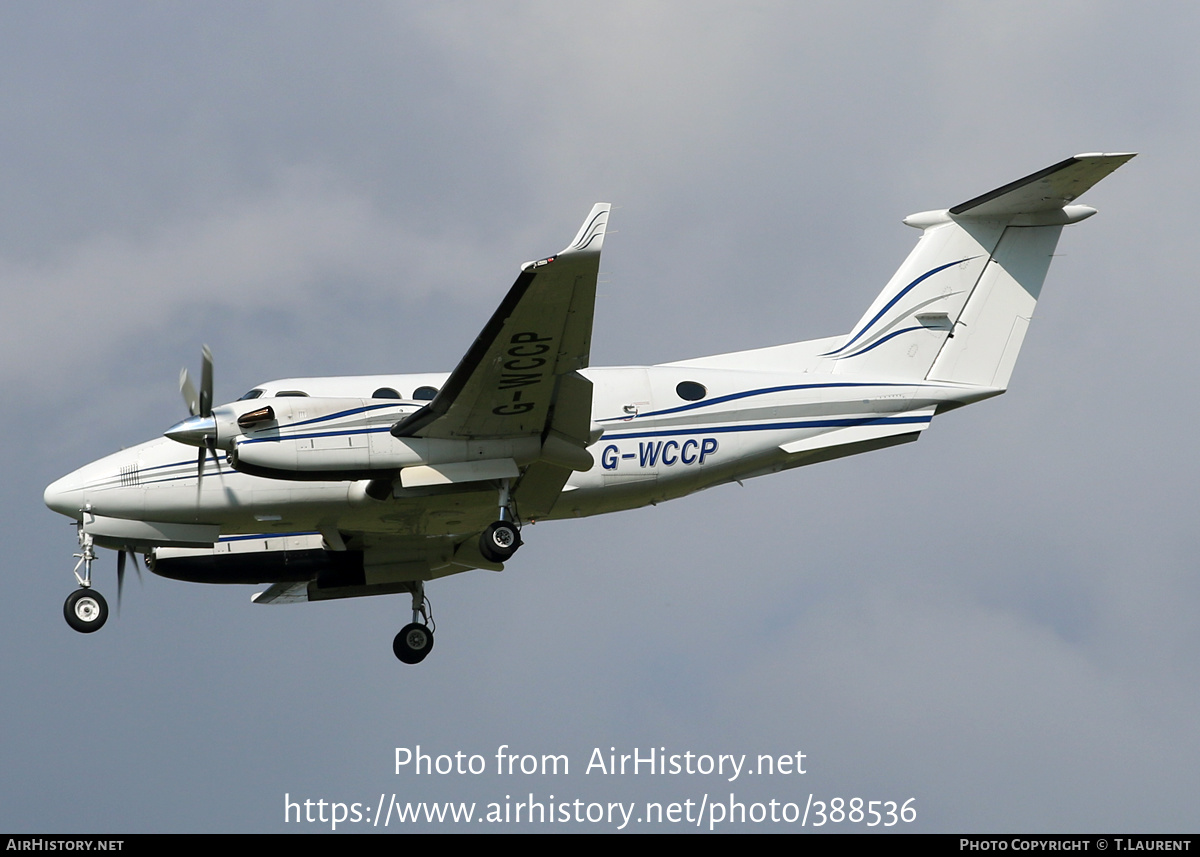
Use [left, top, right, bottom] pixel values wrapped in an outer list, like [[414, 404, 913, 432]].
[[45, 153, 1134, 663]]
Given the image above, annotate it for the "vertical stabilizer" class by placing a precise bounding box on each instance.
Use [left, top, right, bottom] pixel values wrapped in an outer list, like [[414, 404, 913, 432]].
[[925, 222, 1059, 389], [828, 153, 1134, 387], [826, 216, 1005, 379]]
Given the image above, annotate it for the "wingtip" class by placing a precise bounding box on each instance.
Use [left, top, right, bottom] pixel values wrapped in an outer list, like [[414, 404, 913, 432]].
[[1071, 152, 1138, 170], [560, 203, 612, 255]]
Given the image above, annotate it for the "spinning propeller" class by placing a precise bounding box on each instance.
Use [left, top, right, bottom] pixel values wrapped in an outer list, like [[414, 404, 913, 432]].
[[166, 345, 222, 481], [115, 547, 141, 613], [180, 344, 213, 423]]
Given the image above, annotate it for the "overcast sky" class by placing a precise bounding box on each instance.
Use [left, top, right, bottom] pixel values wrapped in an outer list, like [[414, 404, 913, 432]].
[[3, 2, 1196, 833]]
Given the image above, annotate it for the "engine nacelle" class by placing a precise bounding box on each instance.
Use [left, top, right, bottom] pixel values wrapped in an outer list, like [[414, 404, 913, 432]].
[[226, 396, 545, 480]]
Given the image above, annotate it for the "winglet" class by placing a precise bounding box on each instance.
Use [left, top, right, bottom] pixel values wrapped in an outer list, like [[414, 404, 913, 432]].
[[561, 203, 611, 255], [520, 203, 610, 271], [393, 203, 609, 440]]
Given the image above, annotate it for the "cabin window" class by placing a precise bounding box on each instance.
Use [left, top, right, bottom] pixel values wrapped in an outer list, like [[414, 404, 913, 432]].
[[372, 387, 401, 399], [413, 386, 438, 401], [676, 381, 707, 401]]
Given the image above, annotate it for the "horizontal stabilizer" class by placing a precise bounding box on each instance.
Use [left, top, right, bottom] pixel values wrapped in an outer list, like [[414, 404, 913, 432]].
[[778, 407, 936, 455], [949, 153, 1136, 217]]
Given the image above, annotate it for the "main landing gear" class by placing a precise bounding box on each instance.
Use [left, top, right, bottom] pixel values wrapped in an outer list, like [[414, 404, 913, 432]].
[[393, 580, 435, 664], [64, 527, 108, 634], [478, 478, 523, 563], [479, 520, 521, 562], [391, 482, 526, 665]]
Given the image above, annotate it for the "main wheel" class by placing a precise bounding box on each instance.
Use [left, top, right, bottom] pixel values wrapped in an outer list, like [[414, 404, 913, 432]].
[[393, 623, 434, 664], [64, 588, 109, 634], [479, 520, 522, 562]]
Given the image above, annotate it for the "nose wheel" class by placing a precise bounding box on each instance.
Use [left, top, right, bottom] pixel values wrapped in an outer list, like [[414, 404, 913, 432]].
[[63, 525, 110, 634], [64, 588, 109, 633]]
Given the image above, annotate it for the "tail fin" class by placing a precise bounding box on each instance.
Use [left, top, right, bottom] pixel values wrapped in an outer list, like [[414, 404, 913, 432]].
[[829, 153, 1135, 387]]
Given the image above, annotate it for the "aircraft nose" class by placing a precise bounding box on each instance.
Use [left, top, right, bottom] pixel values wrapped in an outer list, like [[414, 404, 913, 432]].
[[44, 471, 85, 519]]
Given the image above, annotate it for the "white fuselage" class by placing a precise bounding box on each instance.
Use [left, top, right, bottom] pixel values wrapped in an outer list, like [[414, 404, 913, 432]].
[[44, 341, 993, 547]]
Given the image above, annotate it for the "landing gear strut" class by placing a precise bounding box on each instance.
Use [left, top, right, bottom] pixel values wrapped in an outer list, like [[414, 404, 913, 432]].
[[393, 581, 434, 664], [65, 526, 109, 634], [478, 479, 523, 563]]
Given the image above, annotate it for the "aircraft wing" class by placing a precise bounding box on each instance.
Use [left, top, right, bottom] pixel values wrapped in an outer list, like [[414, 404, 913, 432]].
[[391, 204, 610, 448], [251, 581, 309, 604]]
